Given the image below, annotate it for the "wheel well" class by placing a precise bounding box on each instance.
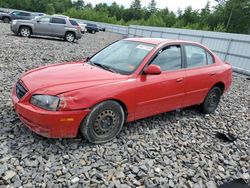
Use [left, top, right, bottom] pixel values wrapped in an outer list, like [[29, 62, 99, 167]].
[[112, 99, 128, 119], [65, 31, 75, 37], [213, 82, 225, 93], [19, 25, 32, 34], [91, 99, 128, 120], [3, 16, 10, 20]]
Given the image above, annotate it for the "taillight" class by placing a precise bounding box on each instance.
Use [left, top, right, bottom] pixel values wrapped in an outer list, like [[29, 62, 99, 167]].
[[77, 26, 81, 31]]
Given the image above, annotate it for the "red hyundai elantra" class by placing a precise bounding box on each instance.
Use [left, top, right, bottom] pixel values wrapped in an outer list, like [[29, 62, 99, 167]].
[[12, 38, 232, 143]]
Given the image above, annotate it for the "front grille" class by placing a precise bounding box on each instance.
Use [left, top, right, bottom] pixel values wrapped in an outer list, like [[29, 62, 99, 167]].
[[16, 81, 28, 99]]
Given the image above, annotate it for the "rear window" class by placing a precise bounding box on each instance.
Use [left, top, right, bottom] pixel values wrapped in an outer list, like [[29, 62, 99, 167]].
[[69, 19, 79, 26], [51, 18, 66, 24]]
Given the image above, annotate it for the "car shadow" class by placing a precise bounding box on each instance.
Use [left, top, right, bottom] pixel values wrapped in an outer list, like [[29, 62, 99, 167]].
[[8, 33, 79, 43]]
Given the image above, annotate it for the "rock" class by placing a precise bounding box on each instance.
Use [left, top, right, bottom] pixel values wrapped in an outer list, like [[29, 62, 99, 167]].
[[115, 171, 125, 179], [218, 165, 225, 172], [3, 170, 17, 180], [206, 181, 217, 188], [132, 166, 139, 174], [240, 173, 250, 180], [71, 177, 80, 184], [14, 180, 22, 187]]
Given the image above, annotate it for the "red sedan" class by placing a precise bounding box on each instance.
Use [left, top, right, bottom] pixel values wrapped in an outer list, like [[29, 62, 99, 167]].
[[12, 38, 232, 143]]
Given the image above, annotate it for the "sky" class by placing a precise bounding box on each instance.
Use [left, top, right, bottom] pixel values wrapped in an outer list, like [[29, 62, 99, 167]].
[[84, 0, 218, 13]]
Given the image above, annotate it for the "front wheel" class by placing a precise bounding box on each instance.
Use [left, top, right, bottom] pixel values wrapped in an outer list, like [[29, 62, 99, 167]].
[[200, 87, 222, 114], [80, 101, 125, 144], [19, 26, 31, 37], [3, 17, 10, 23], [65, 32, 75, 42], [91, 30, 96, 34]]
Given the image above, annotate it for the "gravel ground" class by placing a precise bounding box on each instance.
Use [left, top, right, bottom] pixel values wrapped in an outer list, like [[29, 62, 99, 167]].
[[0, 23, 249, 188]]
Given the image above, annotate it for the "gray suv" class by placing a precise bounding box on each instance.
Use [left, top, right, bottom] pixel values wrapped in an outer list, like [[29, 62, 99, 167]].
[[11, 16, 82, 42]]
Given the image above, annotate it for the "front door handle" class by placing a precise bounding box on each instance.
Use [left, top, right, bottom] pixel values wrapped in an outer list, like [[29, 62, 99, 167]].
[[176, 78, 183, 82], [210, 72, 216, 76]]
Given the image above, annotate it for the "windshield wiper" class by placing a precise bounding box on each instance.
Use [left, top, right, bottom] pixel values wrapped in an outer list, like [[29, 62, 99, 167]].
[[88, 61, 119, 74]]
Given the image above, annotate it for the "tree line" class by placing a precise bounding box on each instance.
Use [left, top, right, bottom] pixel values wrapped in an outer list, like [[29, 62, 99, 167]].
[[0, 0, 249, 34]]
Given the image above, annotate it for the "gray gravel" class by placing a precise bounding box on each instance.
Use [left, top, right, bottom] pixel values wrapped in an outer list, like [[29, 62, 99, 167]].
[[0, 23, 249, 187]]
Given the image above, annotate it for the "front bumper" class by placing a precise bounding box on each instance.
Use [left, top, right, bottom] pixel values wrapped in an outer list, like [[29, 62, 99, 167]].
[[12, 90, 90, 138], [10, 23, 19, 34]]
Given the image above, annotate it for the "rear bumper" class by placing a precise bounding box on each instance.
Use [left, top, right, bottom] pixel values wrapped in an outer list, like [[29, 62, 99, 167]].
[[75, 31, 82, 39], [12, 93, 90, 138]]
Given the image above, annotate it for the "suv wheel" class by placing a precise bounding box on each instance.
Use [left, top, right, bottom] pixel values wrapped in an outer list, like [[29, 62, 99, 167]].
[[19, 26, 31, 37], [92, 30, 96, 34], [65, 32, 75, 42], [3, 17, 10, 23]]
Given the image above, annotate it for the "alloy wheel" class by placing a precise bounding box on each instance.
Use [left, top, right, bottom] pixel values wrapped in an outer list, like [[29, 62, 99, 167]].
[[20, 28, 31, 37]]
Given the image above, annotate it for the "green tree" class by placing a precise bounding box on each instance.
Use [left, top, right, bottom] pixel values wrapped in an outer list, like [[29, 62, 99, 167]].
[[46, 3, 55, 14], [73, 0, 85, 10], [148, 0, 157, 13]]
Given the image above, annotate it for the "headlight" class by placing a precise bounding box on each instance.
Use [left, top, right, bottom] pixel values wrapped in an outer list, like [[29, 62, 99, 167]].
[[30, 95, 60, 111], [11, 20, 17, 25]]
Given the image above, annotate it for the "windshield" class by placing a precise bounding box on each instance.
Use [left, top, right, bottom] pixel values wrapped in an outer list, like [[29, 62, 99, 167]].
[[89, 40, 155, 75]]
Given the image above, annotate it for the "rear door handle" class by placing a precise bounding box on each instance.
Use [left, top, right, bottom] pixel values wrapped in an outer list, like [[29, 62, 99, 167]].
[[176, 78, 183, 82], [210, 72, 216, 76]]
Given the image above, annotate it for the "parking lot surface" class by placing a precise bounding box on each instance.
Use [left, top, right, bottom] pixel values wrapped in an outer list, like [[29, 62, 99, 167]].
[[0, 23, 249, 187]]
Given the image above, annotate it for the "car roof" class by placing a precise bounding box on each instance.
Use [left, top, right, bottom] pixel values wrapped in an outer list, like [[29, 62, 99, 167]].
[[124, 37, 202, 46], [11, 10, 30, 13]]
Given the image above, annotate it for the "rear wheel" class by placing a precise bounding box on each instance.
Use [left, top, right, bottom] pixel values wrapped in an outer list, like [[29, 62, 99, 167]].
[[65, 32, 75, 42], [19, 26, 31, 37], [91, 30, 96, 34], [200, 87, 222, 114], [80, 101, 125, 144], [3, 17, 10, 23]]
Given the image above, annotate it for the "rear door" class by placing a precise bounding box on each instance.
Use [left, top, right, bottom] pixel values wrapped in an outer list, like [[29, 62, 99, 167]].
[[34, 16, 51, 35], [183, 44, 218, 106], [135, 45, 186, 119], [50, 17, 66, 37]]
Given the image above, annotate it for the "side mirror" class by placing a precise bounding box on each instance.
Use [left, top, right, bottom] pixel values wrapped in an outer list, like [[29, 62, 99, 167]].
[[143, 64, 161, 75]]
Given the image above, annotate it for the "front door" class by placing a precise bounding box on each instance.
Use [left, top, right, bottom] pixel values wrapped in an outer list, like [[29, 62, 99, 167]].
[[135, 45, 186, 120], [34, 17, 51, 35]]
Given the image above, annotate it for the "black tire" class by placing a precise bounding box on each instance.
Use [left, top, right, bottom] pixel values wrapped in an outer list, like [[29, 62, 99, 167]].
[[65, 32, 75, 42], [200, 87, 222, 114], [3, 17, 10, 23], [91, 30, 96, 34], [19, 26, 31, 37], [80, 100, 125, 144]]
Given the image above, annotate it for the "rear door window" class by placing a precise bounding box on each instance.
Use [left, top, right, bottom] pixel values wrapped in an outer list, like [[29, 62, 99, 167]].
[[185, 45, 207, 68], [51, 18, 66, 24]]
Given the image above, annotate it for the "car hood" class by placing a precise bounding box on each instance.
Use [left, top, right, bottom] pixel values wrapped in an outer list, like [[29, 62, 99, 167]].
[[20, 61, 129, 95]]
